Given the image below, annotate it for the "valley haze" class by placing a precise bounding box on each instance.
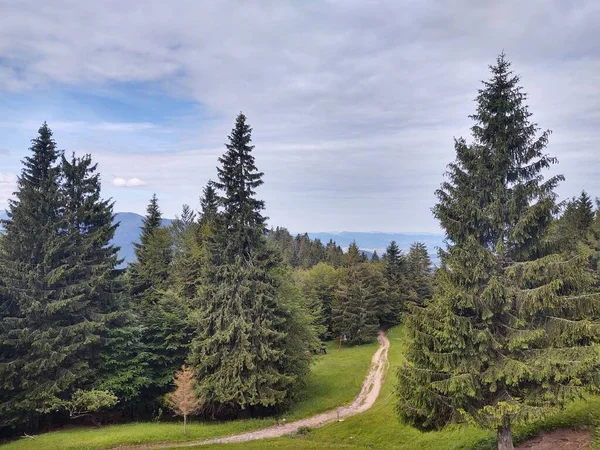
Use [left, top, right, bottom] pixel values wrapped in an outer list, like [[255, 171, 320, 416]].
[[0, 210, 444, 266]]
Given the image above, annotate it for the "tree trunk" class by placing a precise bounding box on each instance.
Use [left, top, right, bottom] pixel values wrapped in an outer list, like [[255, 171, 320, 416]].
[[183, 414, 187, 435], [497, 422, 514, 450]]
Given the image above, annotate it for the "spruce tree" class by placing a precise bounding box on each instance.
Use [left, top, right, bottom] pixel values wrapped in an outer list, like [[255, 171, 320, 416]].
[[363, 262, 389, 329], [60, 152, 123, 387], [325, 239, 344, 268], [0, 125, 117, 429], [290, 234, 328, 269], [396, 54, 600, 450], [332, 242, 379, 344], [199, 181, 219, 226], [266, 227, 295, 266], [371, 250, 380, 263], [190, 113, 313, 416], [128, 195, 185, 405], [0, 123, 66, 427], [214, 113, 266, 257], [193, 180, 223, 307], [171, 204, 202, 301], [129, 194, 172, 307], [297, 262, 340, 339], [405, 242, 433, 305], [574, 191, 595, 232], [555, 191, 595, 253], [143, 289, 192, 390], [385, 241, 404, 282], [95, 285, 150, 409], [381, 240, 404, 325]]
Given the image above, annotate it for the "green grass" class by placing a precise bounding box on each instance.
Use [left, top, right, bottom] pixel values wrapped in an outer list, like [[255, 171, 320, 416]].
[[198, 327, 600, 450], [6, 328, 599, 450], [283, 339, 377, 421], [0, 339, 376, 450]]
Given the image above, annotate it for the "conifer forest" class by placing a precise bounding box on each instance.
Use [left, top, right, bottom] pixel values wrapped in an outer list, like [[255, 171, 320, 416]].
[[2, 55, 600, 450]]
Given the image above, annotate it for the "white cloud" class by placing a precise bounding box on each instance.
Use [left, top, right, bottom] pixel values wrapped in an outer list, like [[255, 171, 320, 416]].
[[112, 177, 147, 187], [0, 1, 599, 231], [0, 172, 17, 209], [0, 120, 160, 133]]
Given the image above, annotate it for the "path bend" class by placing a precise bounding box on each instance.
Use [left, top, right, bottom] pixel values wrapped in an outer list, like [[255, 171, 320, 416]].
[[115, 330, 390, 449]]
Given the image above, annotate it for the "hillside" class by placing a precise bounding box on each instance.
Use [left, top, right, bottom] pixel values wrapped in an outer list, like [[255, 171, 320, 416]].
[[0, 211, 444, 266]]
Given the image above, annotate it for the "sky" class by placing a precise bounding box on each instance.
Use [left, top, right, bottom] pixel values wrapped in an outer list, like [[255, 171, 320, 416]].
[[0, 0, 599, 233]]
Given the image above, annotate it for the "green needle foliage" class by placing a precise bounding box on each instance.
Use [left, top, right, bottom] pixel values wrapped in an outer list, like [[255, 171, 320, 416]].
[[554, 191, 596, 254], [405, 242, 433, 306], [397, 54, 600, 450], [382, 240, 405, 325], [189, 113, 315, 418], [170, 205, 202, 301], [128, 195, 189, 405], [296, 262, 341, 339], [332, 242, 380, 344], [0, 125, 119, 431], [129, 194, 172, 308]]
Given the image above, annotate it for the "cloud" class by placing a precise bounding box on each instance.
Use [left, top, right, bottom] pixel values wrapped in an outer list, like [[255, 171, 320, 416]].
[[112, 177, 147, 187], [0, 1, 599, 232], [0, 172, 17, 208], [0, 120, 160, 133]]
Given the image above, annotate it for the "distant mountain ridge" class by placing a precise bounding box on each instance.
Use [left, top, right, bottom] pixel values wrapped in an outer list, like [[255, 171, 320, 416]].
[[111, 212, 173, 265], [0, 211, 445, 266], [0, 210, 173, 267]]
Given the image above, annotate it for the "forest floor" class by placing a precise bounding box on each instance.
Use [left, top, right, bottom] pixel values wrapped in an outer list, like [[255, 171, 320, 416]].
[[112, 331, 390, 449], [515, 429, 591, 450]]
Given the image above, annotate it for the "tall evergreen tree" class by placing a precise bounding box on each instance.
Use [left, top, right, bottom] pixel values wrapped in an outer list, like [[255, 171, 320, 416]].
[[325, 239, 344, 268], [190, 113, 313, 417], [171, 204, 201, 301], [0, 125, 117, 429], [362, 262, 389, 330], [143, 289, 192, 391], [371, 250, 380, 263], [192, 180, 223, 308], [128, 196, 184, 405], [95, 283, 150, 410], [574, 191, 595, 232], [384, 241, 404, 283], [396, 55, 600, 450], [0, 124, 66, 428], [332, 242, 379, 344], [199, 181, 219, 226], [214, 113, 266, 257], [129, 194, 172, 307], [405, 242, 433, 305], [60, 152, 123, 385], [345, 241, 363, 266], [266, 227, 295, 266], [171, 203, 197, 263], [296, 262, 340, 339], [381, 240, 404, 325], [555, 191, 596, 253]]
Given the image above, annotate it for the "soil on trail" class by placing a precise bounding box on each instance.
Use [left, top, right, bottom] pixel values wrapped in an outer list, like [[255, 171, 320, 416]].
[[516, 428, 591, 450], [114, 330, 390, 449]]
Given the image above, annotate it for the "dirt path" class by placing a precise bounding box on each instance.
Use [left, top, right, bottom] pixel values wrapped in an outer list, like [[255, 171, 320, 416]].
[[516, 429, 591, 450], [115, 330, 390, 449]]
